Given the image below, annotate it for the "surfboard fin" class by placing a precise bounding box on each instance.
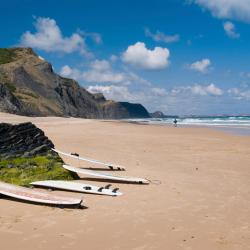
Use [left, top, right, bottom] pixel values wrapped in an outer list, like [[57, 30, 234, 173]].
[[112, 188, 119, 193], [98, 187, 104, 192], [104, 184, 112, 189], [84, 186, 92, 190], [71, 152, 79, 157]]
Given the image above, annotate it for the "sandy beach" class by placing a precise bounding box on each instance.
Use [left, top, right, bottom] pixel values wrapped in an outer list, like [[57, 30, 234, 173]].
[[0, 112, 250, 250]]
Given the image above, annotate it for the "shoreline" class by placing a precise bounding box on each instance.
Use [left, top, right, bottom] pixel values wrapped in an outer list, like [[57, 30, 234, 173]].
[[124, 119, 250, 136]]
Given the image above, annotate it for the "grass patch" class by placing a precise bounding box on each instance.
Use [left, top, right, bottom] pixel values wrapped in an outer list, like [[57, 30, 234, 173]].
[[0, 48, 16, 64], [0, 152, 78, 186]]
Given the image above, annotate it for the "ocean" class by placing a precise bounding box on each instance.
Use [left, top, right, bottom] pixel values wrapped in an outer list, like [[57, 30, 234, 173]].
[[126, 116, 250, 136]]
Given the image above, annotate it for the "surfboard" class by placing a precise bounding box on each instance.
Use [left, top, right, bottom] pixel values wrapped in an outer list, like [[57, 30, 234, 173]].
[[31, 180, 122, 196], [0, 181, 82, 207], [52, 148, 125, 171], [63, 164, 149, 184]]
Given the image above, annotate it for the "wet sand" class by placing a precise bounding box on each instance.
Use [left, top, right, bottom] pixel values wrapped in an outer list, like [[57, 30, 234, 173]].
[[0, 112, 250, 250]]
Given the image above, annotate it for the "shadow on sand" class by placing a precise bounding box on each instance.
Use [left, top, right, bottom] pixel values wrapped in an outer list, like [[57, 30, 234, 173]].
[[0, 194, 88, 209]]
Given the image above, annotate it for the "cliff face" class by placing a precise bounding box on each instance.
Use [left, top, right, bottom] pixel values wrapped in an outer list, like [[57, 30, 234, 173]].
[[0, 48, 150, 119]]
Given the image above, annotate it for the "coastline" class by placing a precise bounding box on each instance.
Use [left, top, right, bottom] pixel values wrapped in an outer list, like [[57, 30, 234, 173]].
[[124, 119, 250, 137], [0, 112, 250, 250]]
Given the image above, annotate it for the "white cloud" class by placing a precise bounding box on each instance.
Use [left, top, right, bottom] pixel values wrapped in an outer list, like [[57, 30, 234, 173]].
[[90, 59, 111, 71], [190, 84, 223, 96], [145, 28, 180, 43], [83, 59, 130, 84], [151, 87, 168, 96], [60, 65, 82, 79], [223, 21, 240, 39], [170, 83, 223, 96], [87, 85, 140, 102], [60, 59, 152, 86], [20, 17, 90, 55], [83, 70, 126, 84], [122, 42, 170, 70], [188, 58, 211, 73], [87, 85, 170, 108], [228, 88, 250, 100], [192, 0, 250, 23], [60, 62, 126, 84]]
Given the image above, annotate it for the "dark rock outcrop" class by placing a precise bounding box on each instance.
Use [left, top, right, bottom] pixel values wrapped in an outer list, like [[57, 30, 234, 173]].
[[103, 102, 150, 119], [0, 122, 54, 159], [150, 111, 178, 119], [0, 47, 150, 119]]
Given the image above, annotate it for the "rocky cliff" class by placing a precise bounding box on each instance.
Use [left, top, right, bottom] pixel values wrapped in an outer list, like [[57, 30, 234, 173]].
[[0, 48, 150, 119]]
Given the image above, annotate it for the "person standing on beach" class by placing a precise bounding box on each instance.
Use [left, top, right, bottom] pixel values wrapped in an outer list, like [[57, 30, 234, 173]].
[[173, 118, 178, 127]]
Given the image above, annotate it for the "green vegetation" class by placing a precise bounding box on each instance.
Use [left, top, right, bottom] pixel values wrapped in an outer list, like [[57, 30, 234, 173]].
[[0, 48, 16, 64], [4, 82, 16, 93], [0, 152, 78, 186]]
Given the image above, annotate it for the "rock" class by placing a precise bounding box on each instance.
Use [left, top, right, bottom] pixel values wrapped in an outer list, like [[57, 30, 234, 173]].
[[0, 122, 54, 158], [150, 111, 178, 119]]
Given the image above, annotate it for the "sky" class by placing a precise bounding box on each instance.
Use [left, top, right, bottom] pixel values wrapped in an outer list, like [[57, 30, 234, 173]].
[[1, 0, 250, 115]]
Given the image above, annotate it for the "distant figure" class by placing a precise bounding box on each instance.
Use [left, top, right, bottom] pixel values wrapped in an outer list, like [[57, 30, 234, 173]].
[[173, 119, 178, 127]]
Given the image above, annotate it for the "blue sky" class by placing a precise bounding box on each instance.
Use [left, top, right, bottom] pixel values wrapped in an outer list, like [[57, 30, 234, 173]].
[[1, 0, 250, 115]]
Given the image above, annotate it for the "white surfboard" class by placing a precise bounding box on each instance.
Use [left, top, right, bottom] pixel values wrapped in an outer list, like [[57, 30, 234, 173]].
[[52, 148, 125, 171], [0, 181, 82, 207], [63, 164, 149, 184], [31, 180, 122, 196]]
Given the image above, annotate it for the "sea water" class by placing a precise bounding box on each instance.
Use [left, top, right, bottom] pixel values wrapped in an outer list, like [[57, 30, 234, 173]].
[[126, 116, 250, 136]]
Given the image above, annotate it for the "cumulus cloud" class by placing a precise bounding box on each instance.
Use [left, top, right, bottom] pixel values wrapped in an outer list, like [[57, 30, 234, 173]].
[[191, 0, 250, 23], [20, 17, 91, 56], [190, 84, 223, 96], [223, 21, 240, 39], [188, 58, 211, 73], [122, 42, 170, 70], [145, 28, 180, 43]]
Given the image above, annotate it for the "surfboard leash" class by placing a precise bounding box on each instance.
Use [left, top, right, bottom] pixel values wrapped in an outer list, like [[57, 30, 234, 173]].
[[146, 179, 162, 185]]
